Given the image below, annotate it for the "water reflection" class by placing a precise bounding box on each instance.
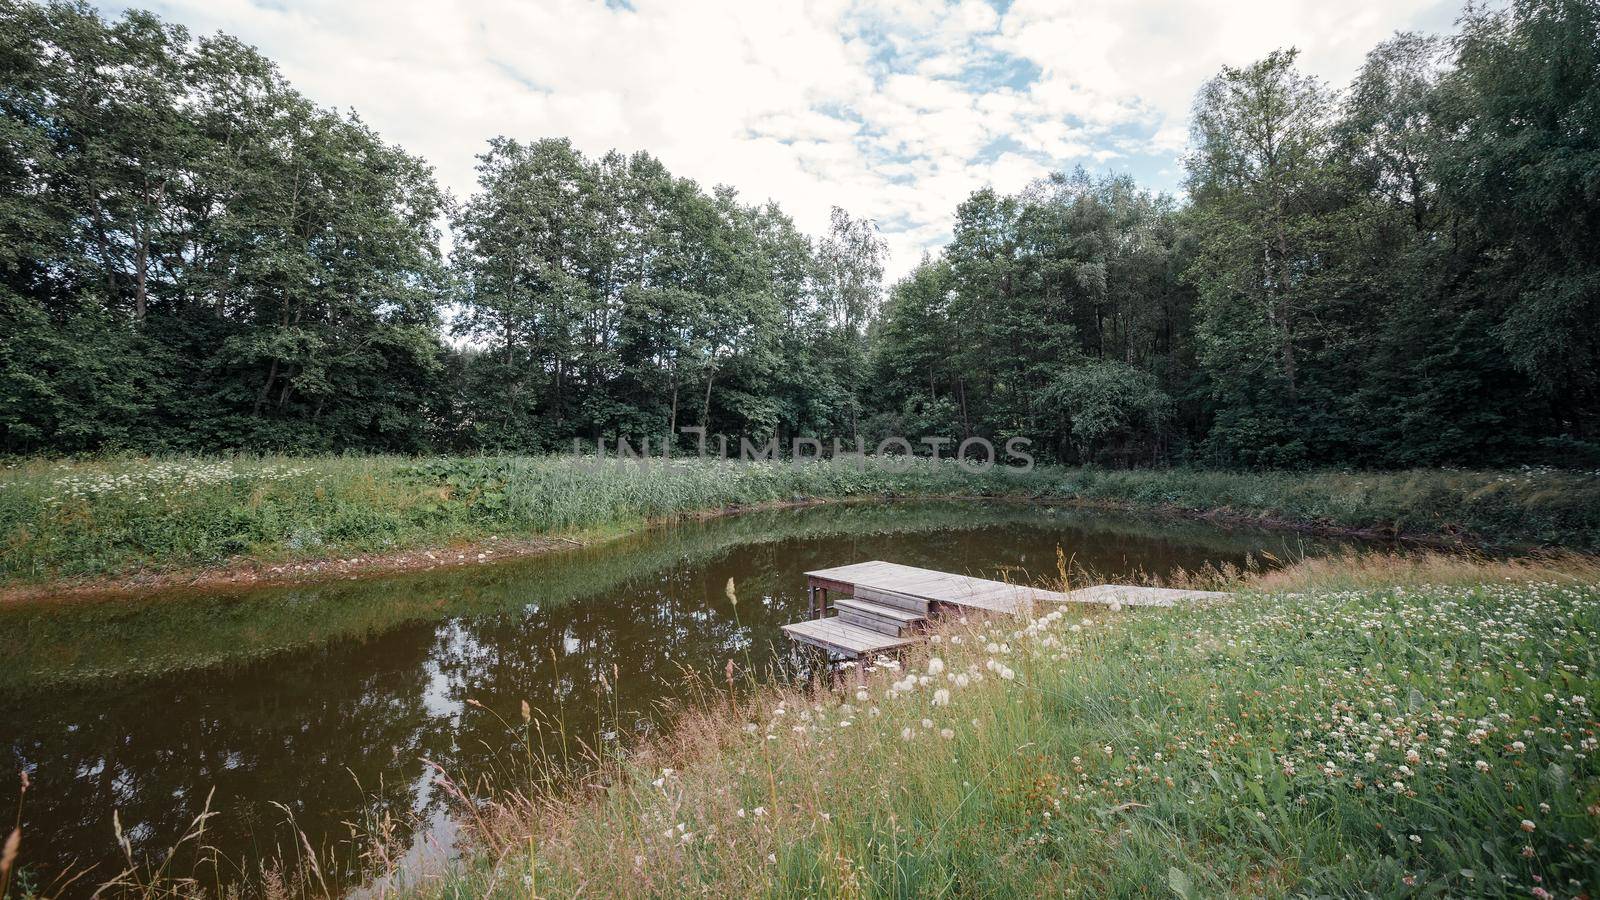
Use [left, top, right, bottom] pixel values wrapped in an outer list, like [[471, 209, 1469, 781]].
[[0, 501, 1356, 893]]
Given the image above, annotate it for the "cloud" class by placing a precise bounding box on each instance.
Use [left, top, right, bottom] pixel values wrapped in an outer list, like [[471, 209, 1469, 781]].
[[109, 0, 1457, 281]]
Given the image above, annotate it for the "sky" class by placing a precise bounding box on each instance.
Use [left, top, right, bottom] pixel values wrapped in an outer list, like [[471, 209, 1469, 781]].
[[103, 0, 1467, 280]]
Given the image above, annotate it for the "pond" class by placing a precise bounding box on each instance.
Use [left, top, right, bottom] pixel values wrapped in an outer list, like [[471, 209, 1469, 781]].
[[0, 501, 1363, 894]]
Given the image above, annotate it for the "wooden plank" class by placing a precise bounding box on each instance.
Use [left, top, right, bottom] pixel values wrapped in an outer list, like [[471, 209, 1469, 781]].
[[837, 610, 903, 636], [834, 597, 925, 637], [786, 562, 1234, 660], [833, 597, 923, 624], [852, 585, 931, 614], [807, 561, 1078, 615], [781, 617, 918, 656], [807, 575, 855, 595]]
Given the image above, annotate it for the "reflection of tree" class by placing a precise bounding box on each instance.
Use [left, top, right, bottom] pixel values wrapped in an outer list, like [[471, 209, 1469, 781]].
[[435, 555, 802, 782], [2, 501, 1350, 689], [1, 623, 452, 892], [0, 502, 1342, 894]]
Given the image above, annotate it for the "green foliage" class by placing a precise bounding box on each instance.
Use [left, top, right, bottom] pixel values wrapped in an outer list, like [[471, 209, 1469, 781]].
[[448, 139, 884, 453], [1, 0, 1597, 470], [1043, 360, 1173, 464], [2, 456, 1597, 583], [873, 172, 1196, 464], [0, 0, 447, 454]]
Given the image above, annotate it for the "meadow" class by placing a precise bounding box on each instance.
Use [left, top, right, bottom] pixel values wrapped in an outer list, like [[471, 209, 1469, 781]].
[[393, 553, 1600, 898], [2, 455, 1600, 585]]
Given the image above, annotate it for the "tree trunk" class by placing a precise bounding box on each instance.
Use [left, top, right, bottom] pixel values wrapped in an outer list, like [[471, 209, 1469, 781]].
[[957, 378, 971, 439], [701, 361, 716, 431], [254, 358, 279, 416], [133, 230, 148, 322], [1272, 212, 1298, 401], [668, 361, 679, 446]]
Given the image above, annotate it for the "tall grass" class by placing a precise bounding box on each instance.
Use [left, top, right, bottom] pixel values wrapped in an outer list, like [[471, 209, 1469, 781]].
[[2, 455, 1598, 583], [401, 554, 1600, 897], [0, 455, 1044, 582], [1036, 466, 1600, 547]]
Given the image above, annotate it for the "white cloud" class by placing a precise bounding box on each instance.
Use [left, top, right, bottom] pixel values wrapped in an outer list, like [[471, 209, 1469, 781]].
[[114, 0, 1456, 281]]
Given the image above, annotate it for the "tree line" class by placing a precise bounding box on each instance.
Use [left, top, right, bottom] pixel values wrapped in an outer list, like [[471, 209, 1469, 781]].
[[2, 0, 1596, 467]]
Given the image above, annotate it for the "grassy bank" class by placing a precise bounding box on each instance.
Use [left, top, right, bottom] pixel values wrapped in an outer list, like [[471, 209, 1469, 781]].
[[401, 553, 1600, 898], [2, 455, 1599, 584]]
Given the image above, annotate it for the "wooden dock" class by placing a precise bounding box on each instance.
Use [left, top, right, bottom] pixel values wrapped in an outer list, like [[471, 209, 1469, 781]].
[[781, 560, 1230, 658]]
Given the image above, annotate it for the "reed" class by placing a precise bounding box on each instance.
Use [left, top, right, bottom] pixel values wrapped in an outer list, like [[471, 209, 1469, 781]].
[[2, 455, 1598, 584]]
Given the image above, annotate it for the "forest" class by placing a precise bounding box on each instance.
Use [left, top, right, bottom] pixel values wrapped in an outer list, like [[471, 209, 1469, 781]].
[[1, 0, 1596, 468]]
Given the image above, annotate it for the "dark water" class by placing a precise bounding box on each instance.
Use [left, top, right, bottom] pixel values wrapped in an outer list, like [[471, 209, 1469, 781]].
[[0, 501, 1358, 893]]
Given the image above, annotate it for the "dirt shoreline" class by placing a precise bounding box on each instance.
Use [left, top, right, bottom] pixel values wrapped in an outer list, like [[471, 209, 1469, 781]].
[[0, 494, 1475, 605]]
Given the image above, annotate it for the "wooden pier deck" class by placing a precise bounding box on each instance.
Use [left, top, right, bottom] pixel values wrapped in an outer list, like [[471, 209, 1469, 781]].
[[781, 560, 1230, 658]]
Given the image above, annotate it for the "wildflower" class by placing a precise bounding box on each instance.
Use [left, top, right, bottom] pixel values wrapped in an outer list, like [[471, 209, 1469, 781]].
[[940, 728, 954, 740], [922, 718, 934, 730], [855, 689, 869, 702], [1521, 819, 1536, 832], [901, 727, 914, 741], [753, 806, 766, 817], [1475, 760, 1491, 772], [927, 657, 945, 676], [932, 689, 951, 707]]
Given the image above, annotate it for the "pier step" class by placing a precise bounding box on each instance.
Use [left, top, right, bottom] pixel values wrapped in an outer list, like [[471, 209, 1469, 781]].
[[833, 597, 925, 636], [851, 585, 930, 615], [781, 617, 919, 658]]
